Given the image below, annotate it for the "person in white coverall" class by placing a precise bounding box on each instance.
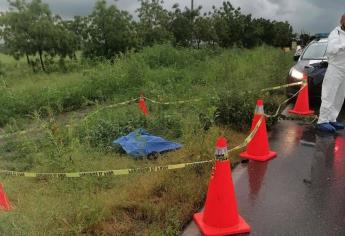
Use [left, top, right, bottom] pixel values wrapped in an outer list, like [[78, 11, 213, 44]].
[[317, 14, 345, 133]]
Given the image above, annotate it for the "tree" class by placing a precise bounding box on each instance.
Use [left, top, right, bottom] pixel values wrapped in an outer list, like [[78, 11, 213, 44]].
[[272, 21, 294, 47], [253, 18, 275, 46], [0, 0, 296, 67], [0, 0, 78, 71], [212, 2, 247, 47], [63, 16, 88, 52], [194, 14, 217, 48], [83, 0, 137, 59], [0, 0, 35, 64], [168, 4, 201, 47], [54, 17, 79, 61], [210, 2, 294, 48], [136, 0, 172, 47]]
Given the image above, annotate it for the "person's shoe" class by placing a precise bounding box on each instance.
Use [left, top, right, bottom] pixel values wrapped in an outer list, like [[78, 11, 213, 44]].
[[317, 123, 336, 133], [329, 122, 345, 130]]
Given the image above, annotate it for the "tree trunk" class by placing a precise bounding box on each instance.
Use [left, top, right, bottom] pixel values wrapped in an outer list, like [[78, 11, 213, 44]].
[[26, 54, 35, 72], [26, 53, 31, 65], [38, 50, 45, 72]]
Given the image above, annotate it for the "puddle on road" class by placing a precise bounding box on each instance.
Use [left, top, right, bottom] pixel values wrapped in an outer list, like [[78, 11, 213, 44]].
[[236, 119, 345, 235]]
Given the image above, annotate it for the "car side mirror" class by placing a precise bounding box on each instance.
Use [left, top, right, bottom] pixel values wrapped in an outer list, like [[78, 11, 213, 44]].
[[293, 55, 300, 61]]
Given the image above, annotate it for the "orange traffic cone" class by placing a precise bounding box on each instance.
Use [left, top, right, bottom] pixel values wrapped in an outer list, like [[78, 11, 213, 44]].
[[193, 137, 251, 236], [138, 94, 149, 116], [0, 183, 11, 211], [240, 99, 277, 161], [288, 73, 314, 115], [214, 136, 228, 157]]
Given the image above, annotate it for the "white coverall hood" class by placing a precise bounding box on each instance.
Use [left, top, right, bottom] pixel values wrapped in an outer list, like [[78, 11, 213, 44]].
[[317, 26, 345, 124]]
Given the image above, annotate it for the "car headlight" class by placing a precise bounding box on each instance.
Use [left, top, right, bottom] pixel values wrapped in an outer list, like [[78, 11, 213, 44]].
[[290, 68, 304, 80]]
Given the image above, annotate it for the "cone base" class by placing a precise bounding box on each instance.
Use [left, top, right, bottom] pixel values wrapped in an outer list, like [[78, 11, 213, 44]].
[[193, 212, 251, 236], [239, 150, 277, 162], [288, 109, 314, 116]]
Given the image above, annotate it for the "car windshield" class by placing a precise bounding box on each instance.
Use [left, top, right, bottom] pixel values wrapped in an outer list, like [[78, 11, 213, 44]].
[[301, 42, 327, 60]]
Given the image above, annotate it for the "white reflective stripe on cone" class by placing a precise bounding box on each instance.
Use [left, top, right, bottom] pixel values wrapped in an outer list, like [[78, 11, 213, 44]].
[[255, 105, 264, 114]]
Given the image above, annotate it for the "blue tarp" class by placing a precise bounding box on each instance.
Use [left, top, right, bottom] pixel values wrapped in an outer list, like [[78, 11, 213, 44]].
[[112, 129, 182, 157]]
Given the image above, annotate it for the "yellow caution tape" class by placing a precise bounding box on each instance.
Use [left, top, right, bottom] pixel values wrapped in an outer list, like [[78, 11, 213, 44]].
[[307, 115, 319, 124], [265, 84, 307, 118], [260, 81, 304, 92], [97, 98, 138, 111], [228, 115, 264, 153], [0, 80, 311, 180], [0, 160, 214, 178], [226, 80, 313, 153], [144, 97, 204, 105], [145, 82, 305, 105], [0, 81, 305, 140], [0, 117, 264, 179], [82, 98, 138, 122], [0, 114, 263, 178], [0, 99, 139, 139], [0, 117, 265, 179]]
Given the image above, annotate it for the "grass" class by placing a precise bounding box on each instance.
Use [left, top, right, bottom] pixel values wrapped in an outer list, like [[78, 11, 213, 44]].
[[0, 125, 245, 236], [0, 44, 293, 235], [0, 44, 291, 127]]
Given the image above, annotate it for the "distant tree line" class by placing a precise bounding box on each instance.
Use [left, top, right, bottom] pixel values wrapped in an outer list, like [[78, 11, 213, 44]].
[[0, 0, 294, 72]]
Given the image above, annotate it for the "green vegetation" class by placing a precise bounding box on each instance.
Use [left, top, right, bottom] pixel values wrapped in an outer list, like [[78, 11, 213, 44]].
[[0, 0, 296, 234], [0, 44, 293, 235], [0, 0, 78, 72], [0, 0, 294, 72], [0, 44, 291, 127]]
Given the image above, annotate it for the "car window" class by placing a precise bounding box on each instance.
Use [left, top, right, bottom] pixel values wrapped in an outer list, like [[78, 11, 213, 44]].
[[301, 42, 327, 60]]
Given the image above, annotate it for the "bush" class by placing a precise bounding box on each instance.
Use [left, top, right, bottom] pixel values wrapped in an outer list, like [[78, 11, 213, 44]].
[[0, 45, 295, 236], [215, 91, 281, 131], [77, 107, 183, 150], [0, 45, 292, 132], [137, 44, 216, 69], [140, 44, 193, 69], [215, 91, 256, 131]]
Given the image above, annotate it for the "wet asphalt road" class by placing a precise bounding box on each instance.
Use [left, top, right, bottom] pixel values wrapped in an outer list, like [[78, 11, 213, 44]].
[[236, 119, 345, 236], [183, 109, 345, 236]]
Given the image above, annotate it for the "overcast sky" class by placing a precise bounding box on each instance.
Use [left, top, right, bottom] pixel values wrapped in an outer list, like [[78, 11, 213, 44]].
[[0, 0, 344, 34]]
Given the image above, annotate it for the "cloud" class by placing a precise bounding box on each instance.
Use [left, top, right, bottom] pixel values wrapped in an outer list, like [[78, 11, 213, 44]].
[[229, 0, 342, 33], [44, 0, 139, 18], [0, 0, 342, 34]]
